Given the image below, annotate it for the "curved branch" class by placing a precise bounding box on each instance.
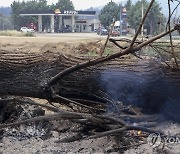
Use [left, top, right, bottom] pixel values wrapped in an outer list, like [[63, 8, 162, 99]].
[[168, 0, 179, 69]]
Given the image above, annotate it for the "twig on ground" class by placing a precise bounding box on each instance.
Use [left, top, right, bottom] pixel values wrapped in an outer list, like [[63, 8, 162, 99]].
[[150, 45, 172, 68], [0, 97, 164, 143], [98, 90, 121, 113], [0, 97, 60, 112], [53, 94, 105, 112]]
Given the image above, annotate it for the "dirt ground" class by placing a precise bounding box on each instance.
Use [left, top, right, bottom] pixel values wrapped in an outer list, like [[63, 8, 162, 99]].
[[0, 33, 104, 53], [0, 33, 125, 56], [0, 34, 180, 154]]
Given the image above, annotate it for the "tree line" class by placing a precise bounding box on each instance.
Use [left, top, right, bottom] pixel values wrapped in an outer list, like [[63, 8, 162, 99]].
[[0, 7, 11, 16], [4, 0, 166, 35], [99, 0, 165, 35], [0, 7, 12, 30]]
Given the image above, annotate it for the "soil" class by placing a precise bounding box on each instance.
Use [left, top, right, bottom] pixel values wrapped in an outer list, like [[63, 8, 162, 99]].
[[0, 35, 121, 55], [0, 34, 180, 154]]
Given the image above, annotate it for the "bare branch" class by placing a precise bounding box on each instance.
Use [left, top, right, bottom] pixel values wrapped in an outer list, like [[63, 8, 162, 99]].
[[168, 0, 179, 69], [88, 127, 127, 139], [100, 21, 116, 56], [47, 27, 177, 88], [53, 94, 106, 112], [0, 97, 60, 112], [166, 0, 180, 30], [134, 28, 176, 50], [130, 0, 155, 47]]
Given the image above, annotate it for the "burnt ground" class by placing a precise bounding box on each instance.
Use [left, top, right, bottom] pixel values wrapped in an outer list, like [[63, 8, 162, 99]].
[[0, 99, 118, 154], [0, 35, 180, 153], [1, 98, 180, 154]]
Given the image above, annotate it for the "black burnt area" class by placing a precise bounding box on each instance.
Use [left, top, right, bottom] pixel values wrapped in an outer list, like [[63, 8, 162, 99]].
[[0, 98, 52, 140], [0, 100, 23, 124], [99, 69, 180, 122], [57, 66, 180, 122]]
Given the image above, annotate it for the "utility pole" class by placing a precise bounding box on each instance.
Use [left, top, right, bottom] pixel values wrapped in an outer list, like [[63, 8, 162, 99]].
[[3, 22, 4, 31], [141, 1, 144, 40], [120, 1, 122, 35]]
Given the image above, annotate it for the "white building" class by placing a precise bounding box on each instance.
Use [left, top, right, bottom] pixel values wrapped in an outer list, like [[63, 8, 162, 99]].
[[20, 9, 100, 33]]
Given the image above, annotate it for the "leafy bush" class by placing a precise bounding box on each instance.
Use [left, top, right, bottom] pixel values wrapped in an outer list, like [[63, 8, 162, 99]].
[[25, 32, 35, 37], [0, 30, 35, 37]]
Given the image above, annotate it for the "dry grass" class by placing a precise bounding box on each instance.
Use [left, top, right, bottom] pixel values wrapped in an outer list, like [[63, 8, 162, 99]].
[[0, 30, 35, 37]]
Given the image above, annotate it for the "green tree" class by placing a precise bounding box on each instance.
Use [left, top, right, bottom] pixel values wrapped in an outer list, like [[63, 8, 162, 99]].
[[126, 0, 165, 35], [11, 0, 49, 30], [11, 1, 22, 30], [55, 0, 74, 10], [22, 0, 49, 30], [0, 14, 13, 30], [99, 1, 120, 28], [146, 1, 165, 35], [125, 0, 132, 11]]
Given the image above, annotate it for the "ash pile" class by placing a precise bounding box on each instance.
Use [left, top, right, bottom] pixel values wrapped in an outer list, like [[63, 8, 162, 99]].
[[0, 98, 52, 141]]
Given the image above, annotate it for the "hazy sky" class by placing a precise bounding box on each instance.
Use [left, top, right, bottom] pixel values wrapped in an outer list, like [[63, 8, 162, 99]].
[[0, 0, 122, 9]]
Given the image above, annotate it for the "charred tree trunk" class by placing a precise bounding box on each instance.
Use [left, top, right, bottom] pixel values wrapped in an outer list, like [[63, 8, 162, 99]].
[[0, 52, 180, 113], [0, 52, 104, 99]]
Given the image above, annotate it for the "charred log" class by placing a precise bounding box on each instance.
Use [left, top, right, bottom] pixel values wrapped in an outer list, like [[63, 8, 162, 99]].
[[0, 52, 180, 114]]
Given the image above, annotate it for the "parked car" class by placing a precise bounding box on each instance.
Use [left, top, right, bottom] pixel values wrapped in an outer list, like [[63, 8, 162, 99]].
[[111, 29, 120, 37], [20, 27, 35, 33], [97, 27, 108, 35], [94, 29, 97, 32], [57, 27, 72, 33]]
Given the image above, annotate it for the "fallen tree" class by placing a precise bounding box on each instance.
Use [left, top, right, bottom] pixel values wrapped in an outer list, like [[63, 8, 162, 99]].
[[0, 52, 180, 110]]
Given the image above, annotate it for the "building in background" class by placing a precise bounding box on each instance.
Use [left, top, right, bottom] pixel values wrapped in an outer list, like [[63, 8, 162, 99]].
[[20, 9, 100, 33]]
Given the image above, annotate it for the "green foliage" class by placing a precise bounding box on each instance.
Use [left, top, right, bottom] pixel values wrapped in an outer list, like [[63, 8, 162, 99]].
[[125, 0, 165, 35], [125, 0, 132, 11], [55, 0, 74, 10], [11, 0, 49, 30], [11, 1, 22, 30], [147, 1, 166, 35], [0, 7, 11, 16], [25, 32, 35, 37], [99, 1, 120, 28], [0, 30, 35, 37], [0, 14, 13, 30], [103, 48, 115, 55], [87, 48, 115, 57]]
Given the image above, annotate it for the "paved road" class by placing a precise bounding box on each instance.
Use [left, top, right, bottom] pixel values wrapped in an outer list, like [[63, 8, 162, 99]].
[[35, 32, 107, 39]]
